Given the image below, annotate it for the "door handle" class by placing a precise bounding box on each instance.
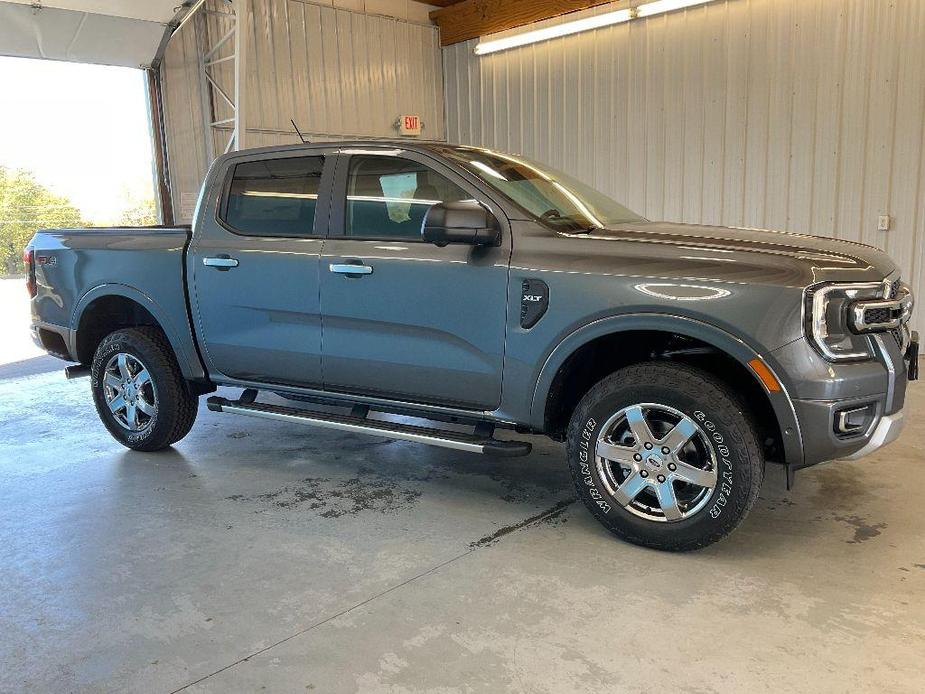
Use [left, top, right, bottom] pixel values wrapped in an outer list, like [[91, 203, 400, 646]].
[[203, 256, 239, 270], [329, 263, 373, 276]]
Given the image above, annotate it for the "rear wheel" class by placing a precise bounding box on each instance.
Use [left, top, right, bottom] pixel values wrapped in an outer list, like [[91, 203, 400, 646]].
[[91, 327, 198, 451], [566, 362, 763, 551]]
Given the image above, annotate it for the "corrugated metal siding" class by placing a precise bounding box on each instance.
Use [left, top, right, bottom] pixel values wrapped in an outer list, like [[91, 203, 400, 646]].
[[160, 18, 210, 223], [444, 0, 925, 334], [160, 0, 444, 222]]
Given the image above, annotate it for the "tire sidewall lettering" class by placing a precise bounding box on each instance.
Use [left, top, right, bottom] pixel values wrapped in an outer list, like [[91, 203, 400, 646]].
[[694, 410, 734, 519], [576, 416, 612, 514]]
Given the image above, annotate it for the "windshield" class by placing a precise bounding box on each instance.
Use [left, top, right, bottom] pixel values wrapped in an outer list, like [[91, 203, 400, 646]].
[[437, 146, 645, 231]]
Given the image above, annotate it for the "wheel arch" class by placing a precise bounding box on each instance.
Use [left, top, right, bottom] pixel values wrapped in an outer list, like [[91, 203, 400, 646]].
[[531, 314, 803, 467], [71, 284, 205, 380]]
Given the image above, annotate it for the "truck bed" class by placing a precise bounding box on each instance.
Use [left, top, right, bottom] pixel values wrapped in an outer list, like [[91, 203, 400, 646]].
[[28, 226, 203, 379]]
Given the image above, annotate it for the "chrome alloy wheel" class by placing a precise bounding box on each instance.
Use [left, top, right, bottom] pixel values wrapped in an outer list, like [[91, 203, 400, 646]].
[[595, 403, 718, 522], [102, 353, 157, 432]]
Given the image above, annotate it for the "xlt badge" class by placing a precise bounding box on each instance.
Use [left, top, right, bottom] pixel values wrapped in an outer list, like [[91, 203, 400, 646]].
[[521, 278, 549, 329]]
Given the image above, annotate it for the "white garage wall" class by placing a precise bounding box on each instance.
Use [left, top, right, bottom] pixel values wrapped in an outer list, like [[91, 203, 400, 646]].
[[444, 0, 925, 335], [160, 0, 444, 222]]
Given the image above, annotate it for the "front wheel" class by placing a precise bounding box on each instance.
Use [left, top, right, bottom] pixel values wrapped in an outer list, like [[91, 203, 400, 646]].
[[91, 327, 198, 451], [566, 362, 763, 551]]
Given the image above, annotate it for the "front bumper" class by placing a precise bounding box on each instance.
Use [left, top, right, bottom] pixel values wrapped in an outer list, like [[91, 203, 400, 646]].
[[844, 411, 905, 460], [773, 329, 916, 468]]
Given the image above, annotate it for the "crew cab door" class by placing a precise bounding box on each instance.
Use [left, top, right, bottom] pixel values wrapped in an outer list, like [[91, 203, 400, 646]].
[[188, 149, 335, 387], [319, 150, 511, 410]]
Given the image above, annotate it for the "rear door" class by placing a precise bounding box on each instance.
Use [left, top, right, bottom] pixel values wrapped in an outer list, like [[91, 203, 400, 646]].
[[188, 148, 335, 387], [319, 149, 511, 410]]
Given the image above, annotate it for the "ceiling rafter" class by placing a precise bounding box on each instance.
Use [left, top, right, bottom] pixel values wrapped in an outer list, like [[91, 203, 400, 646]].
[[429, 0, 615, 46], [409, 0, 462, 7]]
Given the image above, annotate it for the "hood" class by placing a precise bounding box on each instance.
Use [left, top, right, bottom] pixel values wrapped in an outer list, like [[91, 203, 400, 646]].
[[580, 220, 897, 284]]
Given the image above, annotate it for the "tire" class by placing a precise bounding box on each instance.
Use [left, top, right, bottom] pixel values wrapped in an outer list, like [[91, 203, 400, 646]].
[[566, 362, 763, 551], [91, 327, 198, 451]]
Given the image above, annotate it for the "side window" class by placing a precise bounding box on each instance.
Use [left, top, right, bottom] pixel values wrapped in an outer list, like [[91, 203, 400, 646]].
[[345, 156, 470, 240], [223, 156, 323, 236]]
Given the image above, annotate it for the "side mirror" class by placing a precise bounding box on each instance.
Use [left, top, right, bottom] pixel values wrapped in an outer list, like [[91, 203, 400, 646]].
[[422, 200, 501, 247]]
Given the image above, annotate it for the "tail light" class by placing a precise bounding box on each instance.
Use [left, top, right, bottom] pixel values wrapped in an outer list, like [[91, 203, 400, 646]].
[[23, 247, 36, 298]]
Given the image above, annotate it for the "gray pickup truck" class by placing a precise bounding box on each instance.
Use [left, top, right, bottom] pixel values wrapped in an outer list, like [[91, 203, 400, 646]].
[[27, 141, 918, 550]]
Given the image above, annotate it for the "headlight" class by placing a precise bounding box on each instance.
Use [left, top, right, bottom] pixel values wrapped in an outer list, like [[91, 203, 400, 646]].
[[805, 282, 886, 361]]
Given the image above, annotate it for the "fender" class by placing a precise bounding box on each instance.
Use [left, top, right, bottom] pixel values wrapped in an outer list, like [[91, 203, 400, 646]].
[[70, 283, 206, 380], [529, 312, 804, 467]]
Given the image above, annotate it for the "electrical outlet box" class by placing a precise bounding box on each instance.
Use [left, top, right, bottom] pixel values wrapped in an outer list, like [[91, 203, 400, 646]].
[[878, 215, 891, 231]]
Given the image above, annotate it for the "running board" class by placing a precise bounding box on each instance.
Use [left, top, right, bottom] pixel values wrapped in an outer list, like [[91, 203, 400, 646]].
[[206, 396, 532, 457]]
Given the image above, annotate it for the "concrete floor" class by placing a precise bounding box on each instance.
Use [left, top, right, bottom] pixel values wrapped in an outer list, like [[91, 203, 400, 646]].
[[1, 364, 924, 693], [0, 279, 62, 380]]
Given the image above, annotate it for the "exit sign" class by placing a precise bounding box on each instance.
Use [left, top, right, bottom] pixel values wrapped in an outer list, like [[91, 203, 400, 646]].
[[399, 114, 422, 136]]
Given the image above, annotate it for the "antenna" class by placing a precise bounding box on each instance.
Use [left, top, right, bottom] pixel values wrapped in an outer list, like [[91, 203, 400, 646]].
[[290, 119, 309, 144]]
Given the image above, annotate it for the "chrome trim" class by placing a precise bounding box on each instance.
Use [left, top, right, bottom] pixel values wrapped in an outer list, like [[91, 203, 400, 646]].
[[845, 411, 904, 460], [330, 263, 373, 275], [900, 323, 913, 353], [874, 334, 896, 411], [807, 282, 883, 361], [850, 288, 914, 333], [203, 256, 239, 268], [835, 405, 870, 434], [218, 403, 487, 453]]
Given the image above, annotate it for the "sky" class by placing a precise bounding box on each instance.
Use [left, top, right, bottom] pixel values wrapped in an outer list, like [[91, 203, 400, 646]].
[[0, 56, 155, 223]]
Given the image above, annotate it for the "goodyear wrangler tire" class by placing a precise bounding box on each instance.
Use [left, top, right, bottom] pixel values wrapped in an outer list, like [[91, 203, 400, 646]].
[[91, 327, 198, 452], [566, 362, 763, 551]]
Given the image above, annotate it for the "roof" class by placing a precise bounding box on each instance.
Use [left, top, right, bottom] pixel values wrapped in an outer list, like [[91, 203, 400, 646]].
[[210, 138, 464, 161], [0, 0, 187, 68]]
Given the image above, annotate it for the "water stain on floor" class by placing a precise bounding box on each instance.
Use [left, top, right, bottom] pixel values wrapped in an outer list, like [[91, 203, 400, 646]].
[[226, 475, 421, 518], [469, 499, 575, 548], [833, 514, 888, 544]]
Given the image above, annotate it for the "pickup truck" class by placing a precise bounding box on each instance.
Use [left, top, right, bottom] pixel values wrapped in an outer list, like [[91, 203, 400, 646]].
[[27, 141, 918, 551]]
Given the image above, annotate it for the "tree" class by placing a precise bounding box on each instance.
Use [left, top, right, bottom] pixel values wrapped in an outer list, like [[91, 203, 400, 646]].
[[118, 195, 158, 227], [0, 166, 84, 275]]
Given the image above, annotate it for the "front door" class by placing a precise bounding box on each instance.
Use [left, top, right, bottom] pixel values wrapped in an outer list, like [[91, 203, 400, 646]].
[[319, 151, 511, 410], [189, 150, 334, 387]]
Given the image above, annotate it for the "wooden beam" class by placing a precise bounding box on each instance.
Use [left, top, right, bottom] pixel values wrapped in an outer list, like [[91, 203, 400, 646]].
[[410, 0, 462, 7], [430, 0, 613, 46]]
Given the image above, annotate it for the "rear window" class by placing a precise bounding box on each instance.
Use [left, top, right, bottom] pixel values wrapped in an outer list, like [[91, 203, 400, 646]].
[[223, 156, 324, 236]]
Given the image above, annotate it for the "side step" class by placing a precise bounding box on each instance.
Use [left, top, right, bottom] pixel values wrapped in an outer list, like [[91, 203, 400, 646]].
[[206, 395, 532, 457]]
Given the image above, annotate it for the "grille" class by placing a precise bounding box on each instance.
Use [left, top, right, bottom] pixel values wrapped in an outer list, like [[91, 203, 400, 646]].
[[887, 278, 902, 299], [864, 307, 893, 325], [892, 329, 904, 349]]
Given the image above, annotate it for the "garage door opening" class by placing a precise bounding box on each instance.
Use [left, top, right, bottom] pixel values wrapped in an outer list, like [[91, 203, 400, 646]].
[[0, 56, 155, 373]]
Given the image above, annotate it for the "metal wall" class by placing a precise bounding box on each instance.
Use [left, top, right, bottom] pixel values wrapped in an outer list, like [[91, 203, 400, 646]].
[[444, 0, 925, 334], [160, 0, 445, 222]]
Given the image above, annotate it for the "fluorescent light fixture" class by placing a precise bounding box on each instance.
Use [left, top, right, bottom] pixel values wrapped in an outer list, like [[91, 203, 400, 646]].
[[474, 0, 714, 56], [338, 148, 405, 156], [551, 181, 603, 228], [348, 195, 441, 205], [474, 8, 633, 55], [636, 0, 712, 18], [242, 191, 318, 199], [469, 160, 508, 180]]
